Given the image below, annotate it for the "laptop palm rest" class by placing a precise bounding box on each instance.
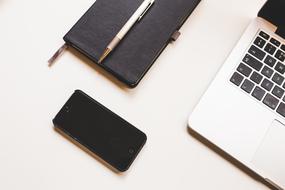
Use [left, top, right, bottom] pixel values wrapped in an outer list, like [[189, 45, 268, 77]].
[[251, 119, 285, 188]]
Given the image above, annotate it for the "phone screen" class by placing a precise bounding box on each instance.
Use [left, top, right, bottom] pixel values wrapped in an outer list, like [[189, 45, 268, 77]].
[[53, 90, 146, 172]]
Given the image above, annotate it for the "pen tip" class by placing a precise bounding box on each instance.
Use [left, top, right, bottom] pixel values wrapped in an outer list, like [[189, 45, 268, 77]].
[[98, 48, 111, 64]]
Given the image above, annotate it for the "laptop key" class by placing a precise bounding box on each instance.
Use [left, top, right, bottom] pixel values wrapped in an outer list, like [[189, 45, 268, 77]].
[[259, 31, 270, 40], [272, 86, 284, 98], [275, 62, 285, 74], [241, 79, 254, 93], [281, 44, 285, 51], [270, 38, 281, 47], [248, 45, 266, 60], [230, 72, 244, 86], [277, 103, 285, 117], [252, 86, 265, 101], [243, 54, 263, 71], [272, 73, 284, 85], [237, 63, 252, 77], [261, 78, 274, 91], [275, 50, 285, 62], [263, 93, 279, 110], [261, 66, 274, 78], [253, 37, 266, 48], [264, 43, 277, 55], [250, 71, 263, 84], [264, 55, 276, 67]]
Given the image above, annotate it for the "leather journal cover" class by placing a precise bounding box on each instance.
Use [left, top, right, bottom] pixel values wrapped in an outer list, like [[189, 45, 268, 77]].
[[64, 0, 201, 88]]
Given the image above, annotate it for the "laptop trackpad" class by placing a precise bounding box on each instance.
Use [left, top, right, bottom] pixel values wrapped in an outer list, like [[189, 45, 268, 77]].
[[252, 120, 285, 187]]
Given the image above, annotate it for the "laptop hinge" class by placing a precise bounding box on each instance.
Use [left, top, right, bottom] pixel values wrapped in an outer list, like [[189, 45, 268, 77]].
[[258, 0, 285, 38]]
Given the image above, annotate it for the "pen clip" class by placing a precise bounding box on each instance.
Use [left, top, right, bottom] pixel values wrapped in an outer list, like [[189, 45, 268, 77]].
[[138, 0, 155, 22]]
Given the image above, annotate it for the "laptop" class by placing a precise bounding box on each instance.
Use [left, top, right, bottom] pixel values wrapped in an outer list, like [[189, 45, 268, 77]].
[[188, 0, 285, 189]]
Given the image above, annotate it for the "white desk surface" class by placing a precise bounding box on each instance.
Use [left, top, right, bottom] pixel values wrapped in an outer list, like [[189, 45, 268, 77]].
[[0, 0, 270, 189]]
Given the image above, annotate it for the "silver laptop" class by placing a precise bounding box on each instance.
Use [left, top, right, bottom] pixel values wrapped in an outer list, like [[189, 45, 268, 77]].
[[188, 0, 285, 189]]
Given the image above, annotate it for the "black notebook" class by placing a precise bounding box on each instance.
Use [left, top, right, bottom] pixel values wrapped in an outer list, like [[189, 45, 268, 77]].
[[62, 0, 200, 87]]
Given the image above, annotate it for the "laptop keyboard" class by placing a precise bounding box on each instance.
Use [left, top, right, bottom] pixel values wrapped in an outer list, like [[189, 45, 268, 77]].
[[230, 30, 285, 118]]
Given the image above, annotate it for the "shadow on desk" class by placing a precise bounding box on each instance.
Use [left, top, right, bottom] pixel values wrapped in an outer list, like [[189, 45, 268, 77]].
[[187, 127, 278, 190]]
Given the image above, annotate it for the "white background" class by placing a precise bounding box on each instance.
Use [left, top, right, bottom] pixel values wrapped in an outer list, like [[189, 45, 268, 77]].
[[0, 0, 270, 189]]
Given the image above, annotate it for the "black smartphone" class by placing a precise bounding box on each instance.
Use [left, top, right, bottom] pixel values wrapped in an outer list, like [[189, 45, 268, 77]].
[[53, 90, 147, 172]]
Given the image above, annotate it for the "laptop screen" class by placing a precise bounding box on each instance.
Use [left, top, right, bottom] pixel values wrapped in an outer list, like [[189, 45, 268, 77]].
[[258, 0, 285, 28]]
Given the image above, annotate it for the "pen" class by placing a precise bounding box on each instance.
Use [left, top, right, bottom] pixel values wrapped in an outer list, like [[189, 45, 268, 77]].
[[98, 0, 155, 63]]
